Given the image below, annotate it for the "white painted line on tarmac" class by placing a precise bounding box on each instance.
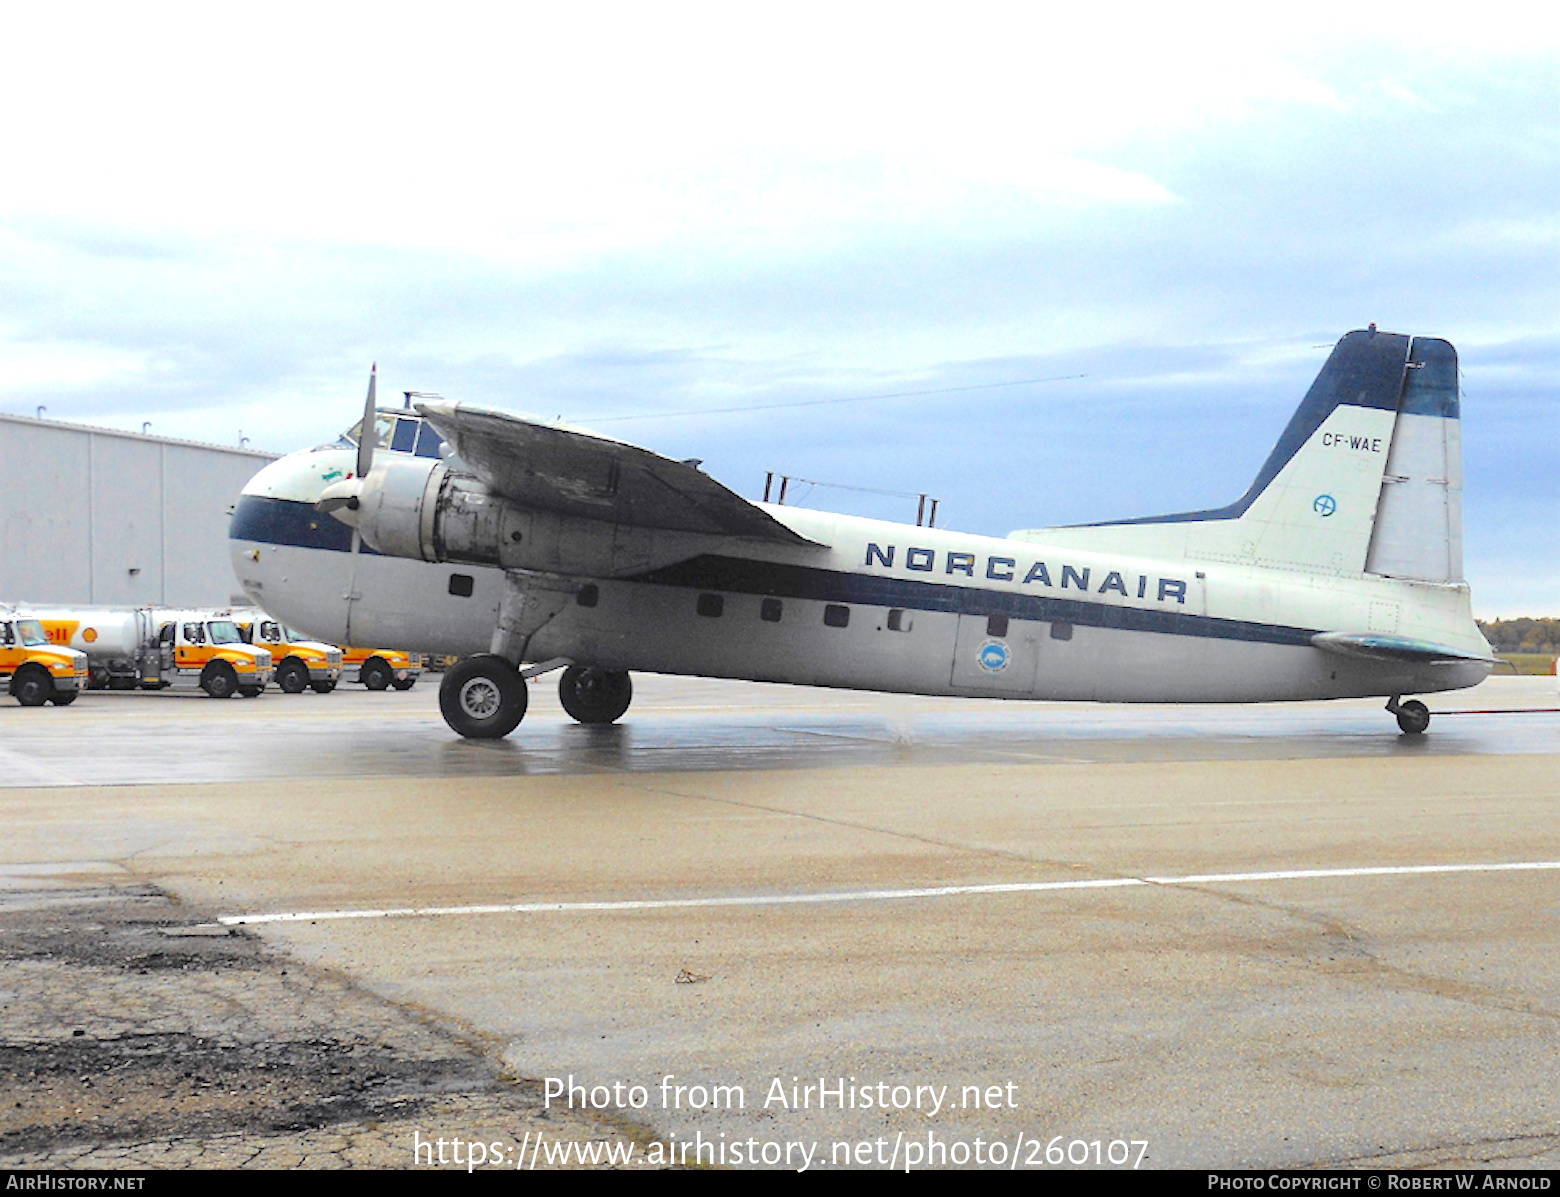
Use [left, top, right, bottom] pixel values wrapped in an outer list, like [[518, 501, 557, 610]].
[[218, 860, 1560, 927]]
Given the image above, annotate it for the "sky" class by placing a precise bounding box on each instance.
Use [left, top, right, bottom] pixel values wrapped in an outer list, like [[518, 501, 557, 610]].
[[1, 3, 1555, 614]]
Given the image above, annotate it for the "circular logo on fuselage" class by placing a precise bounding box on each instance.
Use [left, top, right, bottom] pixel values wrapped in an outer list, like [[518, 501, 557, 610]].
[[1313, 494, 1337, 517], [977, 640, 1010, 672]]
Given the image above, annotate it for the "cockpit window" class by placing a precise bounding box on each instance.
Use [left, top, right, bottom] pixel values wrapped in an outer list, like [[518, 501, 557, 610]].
[[341, 412, 396, 450], [414, 423, 446, 459], [391, 418, 419, 453]]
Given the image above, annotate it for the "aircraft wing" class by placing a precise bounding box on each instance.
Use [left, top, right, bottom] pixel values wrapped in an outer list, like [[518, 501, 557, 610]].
[[1310, 632, 1497, 665], [416, 401, 819, 546]]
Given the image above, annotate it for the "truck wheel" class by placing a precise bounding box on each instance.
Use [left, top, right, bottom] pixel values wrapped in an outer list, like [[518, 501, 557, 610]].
[[558, 666, 633, 724], [361, 658, 392, 691], [438, 654, 527, 739], [311, 680, 337, 694], [49, 690, 78, 706], [201, 662, 238, 699], [276, 660, 309, 694], [13, 666, 53, 707], [391, 676, 417, 691]]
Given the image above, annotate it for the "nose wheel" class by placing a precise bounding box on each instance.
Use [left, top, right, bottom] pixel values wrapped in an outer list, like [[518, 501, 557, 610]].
[[439, 654, 528, 738], [1387, 696, 1431, 735]]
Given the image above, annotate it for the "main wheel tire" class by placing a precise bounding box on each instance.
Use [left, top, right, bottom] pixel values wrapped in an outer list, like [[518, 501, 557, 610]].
[[391, 677, 417, 691], [438, 654, 527, 739], [1395, 699, 1430, 735], [201, 662, 238, 699], [557, 666, 633, 725], [311, 680, 337, 694], [13, 667, 53, 707], [276, 659, 309, 694], [49, 690, 78, 706], [361, 658, 392, 691]]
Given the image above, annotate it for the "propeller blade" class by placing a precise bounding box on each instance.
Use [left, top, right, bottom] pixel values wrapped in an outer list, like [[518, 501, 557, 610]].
[[355, 363, 378, 480]]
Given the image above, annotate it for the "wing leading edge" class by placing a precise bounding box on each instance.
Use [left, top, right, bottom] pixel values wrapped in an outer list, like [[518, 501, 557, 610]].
[[416, 401, 820, 547]]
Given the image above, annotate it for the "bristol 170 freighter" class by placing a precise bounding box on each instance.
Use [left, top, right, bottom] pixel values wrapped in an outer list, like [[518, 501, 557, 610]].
[[229, 328, 1493, 739]]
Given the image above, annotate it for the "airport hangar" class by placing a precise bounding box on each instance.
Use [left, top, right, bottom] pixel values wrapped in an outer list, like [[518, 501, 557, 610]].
[[0, 412, 276, 608]]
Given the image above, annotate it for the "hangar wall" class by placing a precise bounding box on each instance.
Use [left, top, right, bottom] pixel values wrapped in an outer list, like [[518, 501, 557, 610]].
[[0, 414, 277, 608]]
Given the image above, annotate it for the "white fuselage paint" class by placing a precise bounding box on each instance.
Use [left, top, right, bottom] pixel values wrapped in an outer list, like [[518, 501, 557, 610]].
[[230, 448, 1491, 705]]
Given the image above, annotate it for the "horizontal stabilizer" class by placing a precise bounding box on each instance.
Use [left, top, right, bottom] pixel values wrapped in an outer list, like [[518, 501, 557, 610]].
[[417, 401, 820, 546], [1311, 631, 1496, 666]]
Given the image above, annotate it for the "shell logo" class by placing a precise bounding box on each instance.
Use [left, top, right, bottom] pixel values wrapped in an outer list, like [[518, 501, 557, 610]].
[[84, 628, 98, 643]]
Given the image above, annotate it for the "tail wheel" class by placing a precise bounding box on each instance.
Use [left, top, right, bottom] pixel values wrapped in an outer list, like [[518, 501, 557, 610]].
[[1395, 699, 1430, 735], [13, 666, 53, 707], [361, 658, 392, 691], [391, 677, 417, 691], [558, 666, 633, 725], [276, 660, 309, 694], [201, 662, 238, 699], [311, 680, 338, 694], [438, 654, 527, 739]]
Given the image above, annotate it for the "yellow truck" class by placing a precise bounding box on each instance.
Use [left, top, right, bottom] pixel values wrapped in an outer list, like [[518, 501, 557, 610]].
[[230, 612, 344, 694], [0, 609, 88, 706], [30, 607, 272, 698], [340, 645, 423, 691]]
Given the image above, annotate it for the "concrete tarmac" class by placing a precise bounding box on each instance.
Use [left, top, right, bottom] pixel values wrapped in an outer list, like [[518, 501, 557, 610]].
[[1, 674, 1557, 1169]]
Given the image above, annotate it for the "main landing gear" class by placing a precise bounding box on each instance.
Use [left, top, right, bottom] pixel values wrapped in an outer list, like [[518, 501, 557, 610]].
[[557, 666, 633, 725], [436, 657, 635, 738], [1387, 695, 1431, 735]]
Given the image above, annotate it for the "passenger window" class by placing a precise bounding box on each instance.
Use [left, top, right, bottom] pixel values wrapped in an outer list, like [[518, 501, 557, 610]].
[[887, 608, 912, 633], [391, 418, 419, 454], [986, 614, 1009, 638], [1050, 621, 1073, 641], [449, 573, 474, 597], [182, 623, 204, 644], [697, 593, 724, 618], [760, 598, 782, 623], [824, 605, 850, 628], [577, 584, 599, 608]]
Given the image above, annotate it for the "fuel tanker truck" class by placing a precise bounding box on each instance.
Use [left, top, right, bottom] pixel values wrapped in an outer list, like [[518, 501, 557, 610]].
[[0, 606, 89, 706], [29, 607, 272, 698]]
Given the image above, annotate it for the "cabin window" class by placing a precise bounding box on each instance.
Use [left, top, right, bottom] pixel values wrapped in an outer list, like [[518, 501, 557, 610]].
[[886, 608, 912, 632], [761, 598, 783, 623], [1050, 621, 1073, 641], [449, 573, 474, 597], [576, 584, 599, 608], [182, 623, 204, 644], [986, 614, 1009, 638], [824, 604, 850, 628], [697, 593, 724, 618]]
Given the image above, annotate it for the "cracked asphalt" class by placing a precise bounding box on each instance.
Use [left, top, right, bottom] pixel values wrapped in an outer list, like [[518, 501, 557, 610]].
[[1, 675, 1557, 1168]]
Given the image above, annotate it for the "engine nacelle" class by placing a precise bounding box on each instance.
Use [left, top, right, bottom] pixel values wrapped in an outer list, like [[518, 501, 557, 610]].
[[346, 456, 699, 578]]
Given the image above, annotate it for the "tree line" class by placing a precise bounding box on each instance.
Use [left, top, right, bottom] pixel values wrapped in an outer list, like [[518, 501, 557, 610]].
[[1477, 618, 1560, 653]]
